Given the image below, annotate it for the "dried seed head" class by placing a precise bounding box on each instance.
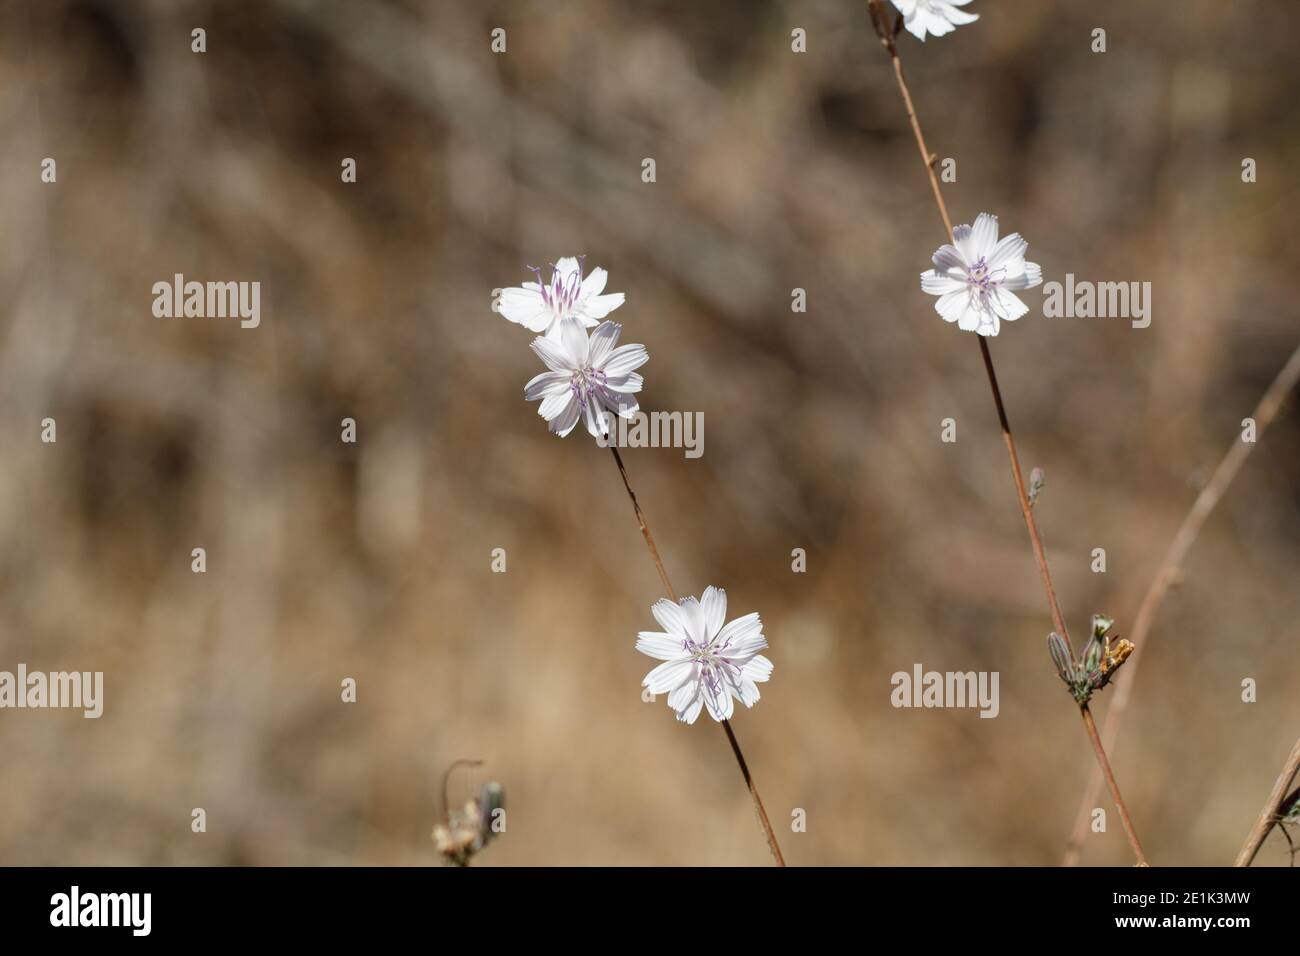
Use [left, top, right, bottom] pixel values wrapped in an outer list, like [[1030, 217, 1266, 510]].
[[434, 762, 505, 866], [1089, 638, 1135, 692]]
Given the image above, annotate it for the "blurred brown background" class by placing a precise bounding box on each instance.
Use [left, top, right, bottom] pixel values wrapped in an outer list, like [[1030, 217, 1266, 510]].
[[1, 0, 1298, 866]]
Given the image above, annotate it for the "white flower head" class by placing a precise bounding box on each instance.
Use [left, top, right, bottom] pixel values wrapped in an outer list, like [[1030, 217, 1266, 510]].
[[496, 255, 625, 337], [525, 318, 646, 439], [890, 0, 978, 41], [636, 587, 773, 725], [919, 212, 1042, 337]]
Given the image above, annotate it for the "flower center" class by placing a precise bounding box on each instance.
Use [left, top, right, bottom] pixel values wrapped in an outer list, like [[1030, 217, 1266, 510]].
[[966, 257, 1005, 297], [530, 258, 586, 318], [683, 637, 738, 693], [569, 366, 607, 408]]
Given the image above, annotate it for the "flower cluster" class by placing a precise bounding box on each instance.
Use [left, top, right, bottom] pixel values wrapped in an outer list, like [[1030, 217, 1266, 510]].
[[1047, 615, 1135, 705], [496, 256, 647, 439], [496, 259, 775, 725]]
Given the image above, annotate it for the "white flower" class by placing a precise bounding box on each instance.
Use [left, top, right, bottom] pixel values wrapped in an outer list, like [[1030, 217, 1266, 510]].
[[524, 318, 646, 439], [636, 587, 773, 725], [919, 212, 1042, 337], [496, 256, 625, 337], [890, 0, 978, 41]]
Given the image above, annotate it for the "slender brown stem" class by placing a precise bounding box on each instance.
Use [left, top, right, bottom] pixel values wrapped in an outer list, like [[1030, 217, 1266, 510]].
[[1235, 736, 1300, 867], [866, 0, 1145, 862], [977, 337, 1072, 645], [1065, 341, 1300, 864], [609, 446, 787, 866], [721, 714, 787, 867], [609, 445, 676, 601], [1081, 705, 1148, 865]]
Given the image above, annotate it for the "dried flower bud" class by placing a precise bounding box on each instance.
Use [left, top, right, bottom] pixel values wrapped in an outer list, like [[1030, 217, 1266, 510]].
[[1082, 632, 1104, 675], [1047, 632, 1074, 683], [1028, 467, 1046, 508]]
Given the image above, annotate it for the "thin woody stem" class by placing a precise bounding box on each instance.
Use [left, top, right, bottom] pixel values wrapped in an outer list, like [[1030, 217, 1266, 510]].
[[1235, 736, 1300, 867], [1065, 341, 1300, 864], [867, 0, 1145, 863], [1081, 705, 1147, 865], [609, 445, 787, 866], [610, 445, 676, 601]]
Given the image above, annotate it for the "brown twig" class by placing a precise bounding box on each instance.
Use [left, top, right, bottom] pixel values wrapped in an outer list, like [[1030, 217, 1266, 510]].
[[1064, 341, 1300, 865], [1235, 737, 1300, 867], [609, 446, 787, 866], [866, 0, 1146, 864], [1081, 705, 1147, 864]]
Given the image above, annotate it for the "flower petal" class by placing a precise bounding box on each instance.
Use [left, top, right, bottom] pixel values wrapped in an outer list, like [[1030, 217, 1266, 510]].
[[601, 373, 643, 396], [1003, 261, 1042, 291], [986, 232, 1027, 272], [935, 289, 971, 324], [643, 658, 696, 695], [667, 670, 701, 712], [742, 654, 774, 683], [994, 288, 1030, 321], [550, 396, 581, 437], [524, 370, 570, 402], [703, 676, 734, 721], [969, 213, 999, 260], [580, 293, 625, 321], [586, 321, 621, 368], [921, 269, 965, 296], [497, 287, 552, 333], [717, 614, 766, 662], [678, 694, 704, 724], [678, 596, 708, 643], [600, 343, 649, 378], [700, 586, 727, 640], [636, 631, 685, 660], [583, 398, 609, 439], [558, 317, 590, 367], [537, 390, 572, 422], [932, 243, 967, 272], [580, 266, 608, 298], [651, 598, 691, 639], [531, 335, 576, 373]]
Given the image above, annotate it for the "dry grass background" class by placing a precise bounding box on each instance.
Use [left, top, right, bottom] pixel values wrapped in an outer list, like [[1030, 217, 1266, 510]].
[[0, 0, 1298, 866]]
